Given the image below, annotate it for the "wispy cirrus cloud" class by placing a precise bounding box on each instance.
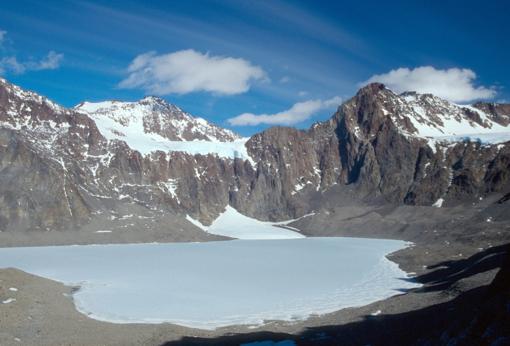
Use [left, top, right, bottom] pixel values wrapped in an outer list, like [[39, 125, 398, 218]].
[[119, 49, 267, 95], [0, 30, 63, 75], [36, 51, 64, 70], [228, 96, 341, 126], [0, 51, 63, 75], [361, 66, 496, 103]]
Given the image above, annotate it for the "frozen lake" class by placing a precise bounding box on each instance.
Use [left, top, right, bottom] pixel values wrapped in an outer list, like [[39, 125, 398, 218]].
[[0, 237, 419, 329]]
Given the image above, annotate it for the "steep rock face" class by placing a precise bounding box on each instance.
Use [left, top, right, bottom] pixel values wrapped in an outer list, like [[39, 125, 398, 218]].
[[239, 122, 342, 220], [243, 83, 510, 211], [0, 79, 103, 231], [473, 102, 510, 126], [333, 83, 418, 198], [329, 83, 510, 205], [1, 78, 509, 236]]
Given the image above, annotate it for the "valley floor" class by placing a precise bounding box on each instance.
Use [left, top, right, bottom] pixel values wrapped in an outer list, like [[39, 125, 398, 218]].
[[1, 196, 509, 345]]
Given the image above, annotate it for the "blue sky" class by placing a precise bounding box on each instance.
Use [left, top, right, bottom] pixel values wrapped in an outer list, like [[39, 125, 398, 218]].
[[0, 0, 508, 136]]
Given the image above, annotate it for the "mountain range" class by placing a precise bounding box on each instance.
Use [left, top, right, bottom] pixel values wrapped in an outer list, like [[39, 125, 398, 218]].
[[0, 78, 509, 239]]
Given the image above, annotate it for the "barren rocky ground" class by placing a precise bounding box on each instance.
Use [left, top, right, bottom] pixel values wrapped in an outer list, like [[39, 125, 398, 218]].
[[1, 193, 509, 346]]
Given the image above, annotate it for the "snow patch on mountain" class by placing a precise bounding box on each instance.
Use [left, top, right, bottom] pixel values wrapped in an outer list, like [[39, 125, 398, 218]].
[[401, 92, 509, 138], [380, 91, 510, 151], [203, 205, 305, 239], [432, 198, 444, 208], [185, 214, 209, 231], [430, 132, 510, 146], [75, 98, 256, 164], [75, 97, 239, 141]]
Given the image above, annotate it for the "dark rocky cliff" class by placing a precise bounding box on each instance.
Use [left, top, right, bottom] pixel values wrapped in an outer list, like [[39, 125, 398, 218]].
[[0, 78, 509, 235]]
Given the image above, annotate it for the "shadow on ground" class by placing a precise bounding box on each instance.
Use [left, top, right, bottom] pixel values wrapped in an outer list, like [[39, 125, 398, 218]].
[[161, 243, 510, 346]]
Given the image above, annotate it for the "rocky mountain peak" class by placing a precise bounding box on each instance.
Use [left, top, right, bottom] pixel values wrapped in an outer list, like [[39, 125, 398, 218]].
[[1, 77, 509, 235], [357, 82, 387, 95], [0, 78, 74, 133], [139, 95, 166, 104], [333, 83, 400, 141], [337, 83, 510, 150], [138, 95, 183, 113], [0, 78, 67, 115]]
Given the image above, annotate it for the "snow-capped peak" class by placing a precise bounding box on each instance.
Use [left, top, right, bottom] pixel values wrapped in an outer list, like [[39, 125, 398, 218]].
[[75, 97, 240, 142], [139, 95, 166, 104], [0, 78, 67, 115], [368, 85, 510, 148], [74, 97, 255, 164], [398, 91, 505, 135]]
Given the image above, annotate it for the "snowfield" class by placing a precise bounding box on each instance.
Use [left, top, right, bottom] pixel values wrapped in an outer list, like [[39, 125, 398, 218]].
[[87, 111, 253, 162], [430, 132, 510, 146], [75, 99, 256, 164], [391, 92, 510, 150], [0, 238, 419, 329], [188, 206, 306, 239]]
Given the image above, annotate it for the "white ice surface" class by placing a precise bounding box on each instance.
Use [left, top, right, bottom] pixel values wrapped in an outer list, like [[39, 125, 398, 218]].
[[192, 206, 305, 239], [0, 238, 419, 330], [430, 132, 510, 145]]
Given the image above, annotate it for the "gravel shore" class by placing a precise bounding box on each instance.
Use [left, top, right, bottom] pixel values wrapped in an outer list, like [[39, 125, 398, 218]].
[[1, 198, 509, 345]]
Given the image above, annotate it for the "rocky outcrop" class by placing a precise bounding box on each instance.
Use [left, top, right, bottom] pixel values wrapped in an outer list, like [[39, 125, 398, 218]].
[[242, 83, 510, 211], [0, 78, 509, 236], [329, 84, 510, 205], [473, 102, 510, 126]]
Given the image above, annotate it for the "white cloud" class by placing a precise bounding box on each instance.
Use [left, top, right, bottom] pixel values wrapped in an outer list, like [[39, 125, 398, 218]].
[[0, 51, 64, 75], [35, 51, 64, 70], [0, 30, 63, 75], [119, 49, 267, 95], [0, 56, 25, 74], [362, 66, 496, 103], [228, 96, 341, 126]]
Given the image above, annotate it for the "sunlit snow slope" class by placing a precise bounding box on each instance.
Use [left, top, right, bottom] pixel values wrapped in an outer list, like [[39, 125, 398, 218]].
[[187, 206, 305, 239], [75, 97, 255, 163], [396, 92, 510, 147]]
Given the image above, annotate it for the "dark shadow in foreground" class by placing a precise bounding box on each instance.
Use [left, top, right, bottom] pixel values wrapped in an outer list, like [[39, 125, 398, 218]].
[[161, 243, 510, 346]]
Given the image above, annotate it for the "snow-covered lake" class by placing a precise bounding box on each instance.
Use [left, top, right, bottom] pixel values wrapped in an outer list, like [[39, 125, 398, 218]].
[[0, 237, 419, 330]]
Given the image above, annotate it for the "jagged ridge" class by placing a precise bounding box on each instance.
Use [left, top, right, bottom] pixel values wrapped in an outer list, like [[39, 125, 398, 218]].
[[75, 96, 240, 142], [0, 78, 509, 236]]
